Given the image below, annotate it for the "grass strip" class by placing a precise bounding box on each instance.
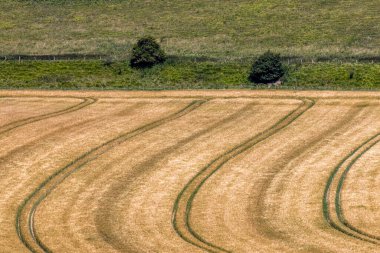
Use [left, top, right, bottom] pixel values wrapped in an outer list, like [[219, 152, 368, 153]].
[[0, 61, 379, 90]]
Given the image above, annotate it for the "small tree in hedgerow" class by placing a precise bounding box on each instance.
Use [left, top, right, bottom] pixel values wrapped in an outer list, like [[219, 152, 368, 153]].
[[130, 36, 166, 68], [248, 51, 285, 84]]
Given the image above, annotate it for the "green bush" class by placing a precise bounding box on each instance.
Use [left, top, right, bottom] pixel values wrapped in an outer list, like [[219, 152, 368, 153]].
[[249, 51, 285, 84], [130, 36, 166, 68]]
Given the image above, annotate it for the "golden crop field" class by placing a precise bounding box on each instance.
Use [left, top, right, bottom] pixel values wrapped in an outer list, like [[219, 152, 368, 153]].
[[0, 90, 379, 253]]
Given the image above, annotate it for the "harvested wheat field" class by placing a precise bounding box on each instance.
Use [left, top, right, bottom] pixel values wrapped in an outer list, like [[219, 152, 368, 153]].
[[0, 89, 379, 253]]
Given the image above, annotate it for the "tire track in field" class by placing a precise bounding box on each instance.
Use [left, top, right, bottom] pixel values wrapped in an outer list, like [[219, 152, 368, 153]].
[[94, 100, 260, 253], [16, 100, 206, 253], [249, 104, 365, 252], [172, 98, 315, 253], [335, 136, 380, 241], [324, 133, 380, 244], [0, 97, 96, 136], [0, 101, 146, 164], [0, 102, 150, 218]]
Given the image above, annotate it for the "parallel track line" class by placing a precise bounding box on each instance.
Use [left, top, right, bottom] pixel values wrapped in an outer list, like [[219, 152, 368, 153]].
[[172, 98, 315, 253], [0, 97, 96, 136], [16, 100, 207, 253], [94, 101, 262, 253], [335, 136, 380, 241], [323, 133, 380, 244], [249, 104, 366, 251]]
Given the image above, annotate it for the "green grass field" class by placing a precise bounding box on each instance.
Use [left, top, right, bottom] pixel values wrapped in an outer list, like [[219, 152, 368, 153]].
[[1, 0, 379, 59], [1, 61, 379, 90], [1, 0, 379, 89]]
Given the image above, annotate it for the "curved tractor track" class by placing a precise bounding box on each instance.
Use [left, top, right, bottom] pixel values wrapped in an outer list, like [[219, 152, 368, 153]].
[[172, 98, 314, 253], [16, 99, 206, 253], [0, 90, 378, 253], [323, 133, 380, 244], [0, 96, 96, 136]]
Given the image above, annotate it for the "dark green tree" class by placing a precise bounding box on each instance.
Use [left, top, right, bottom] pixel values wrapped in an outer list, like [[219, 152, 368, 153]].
[[130, 36, 166, 68], [249, 51, 285, 84]]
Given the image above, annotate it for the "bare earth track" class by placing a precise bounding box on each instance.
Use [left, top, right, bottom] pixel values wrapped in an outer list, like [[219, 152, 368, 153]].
[[0, 90, 379, 253]]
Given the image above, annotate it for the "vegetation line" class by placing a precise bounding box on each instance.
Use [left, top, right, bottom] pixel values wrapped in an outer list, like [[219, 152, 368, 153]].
[[1, 54, 379, 63], [1, 61, 379, 90], [323, 133, 380, 244], [335, 135, 380, 241], [172, 97, 315, 253], [0, 96, 96, 136], [15, 99, 207, 253]]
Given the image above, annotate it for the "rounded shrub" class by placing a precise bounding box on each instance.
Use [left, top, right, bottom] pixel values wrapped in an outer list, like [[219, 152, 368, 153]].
[[130, 36, 166, 68], [249, 51, 285, 84]]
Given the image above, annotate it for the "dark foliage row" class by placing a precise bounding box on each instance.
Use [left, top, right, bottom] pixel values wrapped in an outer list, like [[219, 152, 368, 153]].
[[130, 36, 285, 84]]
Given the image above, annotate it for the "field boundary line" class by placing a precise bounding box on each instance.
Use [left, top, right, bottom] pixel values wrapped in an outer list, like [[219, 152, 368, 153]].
[[15, 99, 207, 253], [1, 94, 380, 101], [88, 95, 380, 100], [323, 133, 380, 244], [0, 96, 96, 136], [172, 97, 315, 253]]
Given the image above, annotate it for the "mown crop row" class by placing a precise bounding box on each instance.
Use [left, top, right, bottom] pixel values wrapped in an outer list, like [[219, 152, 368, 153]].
[[0, 91, 378, 252]]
